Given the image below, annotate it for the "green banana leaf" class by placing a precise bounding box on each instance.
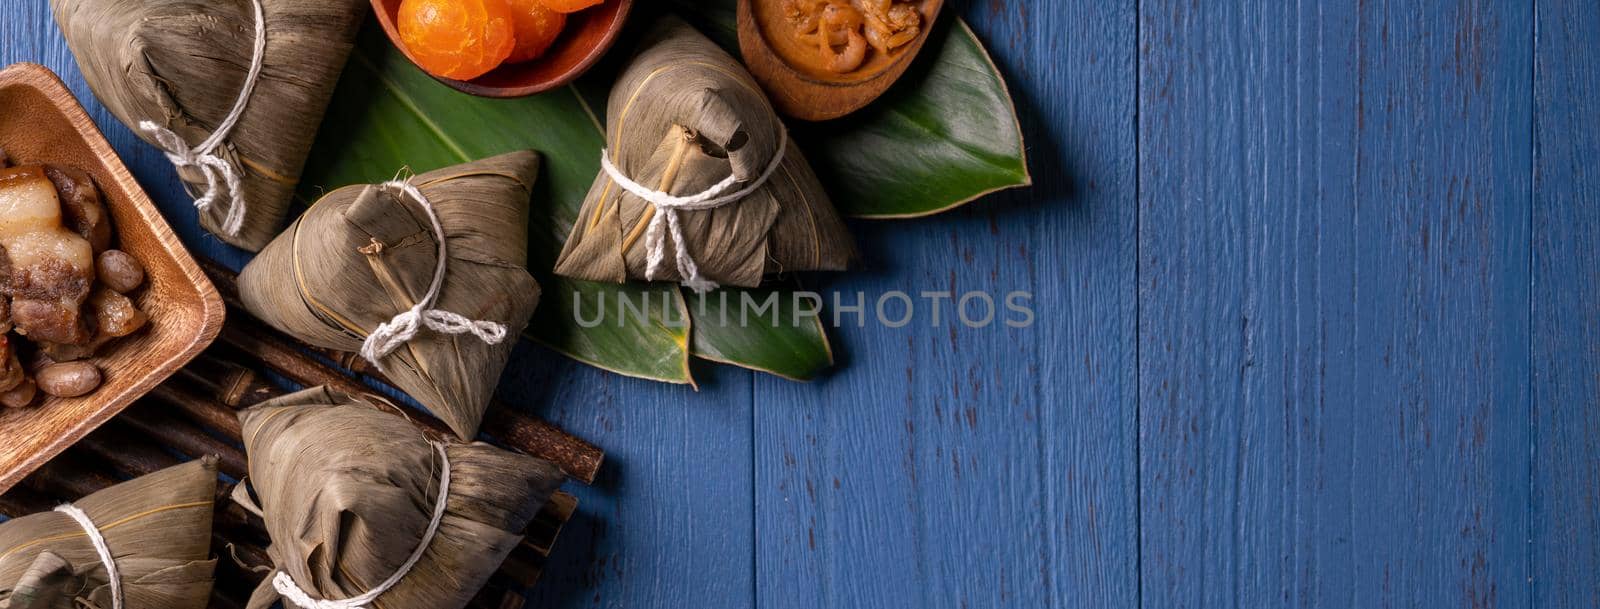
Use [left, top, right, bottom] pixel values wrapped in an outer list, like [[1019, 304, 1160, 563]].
[[674, 1, 1032, 217], [688, 286, 833, 382], [298, 3, 1027, 383]]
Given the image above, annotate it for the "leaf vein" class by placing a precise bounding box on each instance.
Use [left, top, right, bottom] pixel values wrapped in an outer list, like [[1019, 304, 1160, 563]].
[[354, 50, 472, 163]]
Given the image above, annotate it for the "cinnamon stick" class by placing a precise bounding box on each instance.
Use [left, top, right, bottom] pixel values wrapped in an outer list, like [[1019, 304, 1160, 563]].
[[77, 423, 182, 477], [75, 425, 187, 491], [74, 426, 263, 543], [526, 490, 578, 557], [495, 552, 544, 589], [0, 484, 53, 516], [119, 403, 248, 479], [497, 590, 527, 609], [23, 453, 117, 499], [469, 578, 529, 609], [178, 353, 282, 409], [200, 258, 602, 484], [150, 381, 244, 439], [290, 338, 603, 489], [199, 343, 459, 447], [489, 578, 531, 609]]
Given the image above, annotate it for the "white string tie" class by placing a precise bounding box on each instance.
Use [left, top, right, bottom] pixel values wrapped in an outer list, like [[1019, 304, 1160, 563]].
[[140, 0, 267, 238], [600, 127, 789, 293], [274, 442, 452, 609], [358, 180, 507, 371], [54, 504, 122, 609]]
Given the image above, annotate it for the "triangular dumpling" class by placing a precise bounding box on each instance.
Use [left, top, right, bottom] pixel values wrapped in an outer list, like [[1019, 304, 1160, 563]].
[[51, 0, 367, 250], [238, 152, 542, 439]]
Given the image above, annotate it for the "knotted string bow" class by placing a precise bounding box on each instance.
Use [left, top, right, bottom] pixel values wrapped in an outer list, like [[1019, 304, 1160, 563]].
[[140, 0, 267, 238], [600, 127, 789, 293], [357, 180, 507, 371]]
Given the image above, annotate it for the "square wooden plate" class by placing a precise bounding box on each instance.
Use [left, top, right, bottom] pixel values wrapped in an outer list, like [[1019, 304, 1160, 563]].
[[0, 63, 224, 494]]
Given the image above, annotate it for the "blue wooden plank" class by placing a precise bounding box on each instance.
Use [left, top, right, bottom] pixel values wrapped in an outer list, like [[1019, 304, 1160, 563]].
[[1138, 1, 1532, 607], [511, 355, 755, 609], [752, 2, 1138, 609], [1532, 1, 1600, 607], [10, 2, 1590, 609]]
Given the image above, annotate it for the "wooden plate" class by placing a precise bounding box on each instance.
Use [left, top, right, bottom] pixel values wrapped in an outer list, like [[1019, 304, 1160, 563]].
[[738, 0, 943, 121], [0, 63, 224, 494], [371, 0, 634, 98]]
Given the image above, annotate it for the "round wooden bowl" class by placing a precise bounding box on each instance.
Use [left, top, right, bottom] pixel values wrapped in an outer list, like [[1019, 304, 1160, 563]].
[[370, 0, 634, 98], [738, 0, 943, 121]]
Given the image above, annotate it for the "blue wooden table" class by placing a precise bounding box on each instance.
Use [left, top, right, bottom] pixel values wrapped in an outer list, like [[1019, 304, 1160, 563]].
[[5, 0, 1598, 607]]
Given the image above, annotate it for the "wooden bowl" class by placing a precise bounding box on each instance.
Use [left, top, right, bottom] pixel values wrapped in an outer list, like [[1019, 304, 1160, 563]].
[[0, 63, 225, 494], [371, 0, 634, 98], [738, 0, 943, 121]]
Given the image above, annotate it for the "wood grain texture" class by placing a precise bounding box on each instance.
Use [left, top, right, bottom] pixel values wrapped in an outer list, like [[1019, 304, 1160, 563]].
[[1532, 0, 1600, 606], [0, 63, 223, 494], [508, 357, 755, 609], [736, 0, 944, 121], [752, 2, 1136, 609], [1139, 1, 1532, 607], [8, 0, 1600, 608]]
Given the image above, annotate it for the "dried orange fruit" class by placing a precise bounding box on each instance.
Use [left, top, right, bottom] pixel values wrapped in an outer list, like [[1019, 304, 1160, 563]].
[[537, 0, 604, 14], [504, 0, 567, 63], [398, 0, 516, 80]]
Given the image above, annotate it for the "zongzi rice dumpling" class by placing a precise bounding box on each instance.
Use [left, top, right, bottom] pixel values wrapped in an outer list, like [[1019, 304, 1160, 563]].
[[237, 152, 542, 440], [235, 387, 564, 609], [51, 0, 368, 251], [0, 458, 218, 609], [554, 17, 854, 292]]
